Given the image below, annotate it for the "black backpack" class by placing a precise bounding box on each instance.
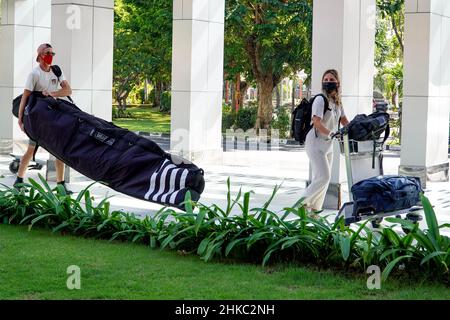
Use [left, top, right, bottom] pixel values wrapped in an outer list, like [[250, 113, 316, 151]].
[[347, 112, 390, 142], [346, 111, 390, 169], [291, 94, 329, 144], [12, 65, 72, 118]]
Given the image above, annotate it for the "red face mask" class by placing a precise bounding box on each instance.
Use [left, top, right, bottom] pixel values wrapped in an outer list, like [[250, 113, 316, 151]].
[[42, 54, 53, 65]]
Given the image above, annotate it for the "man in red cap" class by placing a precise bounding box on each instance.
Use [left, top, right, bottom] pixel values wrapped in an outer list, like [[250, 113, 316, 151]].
[[15, 43, 73, 194]]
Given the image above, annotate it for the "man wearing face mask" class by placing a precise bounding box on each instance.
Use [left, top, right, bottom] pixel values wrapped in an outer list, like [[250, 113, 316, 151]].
[[301, 69, 350, 214], [15, 43, 73, 194]]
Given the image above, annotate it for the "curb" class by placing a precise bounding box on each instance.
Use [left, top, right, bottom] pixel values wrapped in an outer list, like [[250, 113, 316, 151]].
[[136, 131, 170, 138]]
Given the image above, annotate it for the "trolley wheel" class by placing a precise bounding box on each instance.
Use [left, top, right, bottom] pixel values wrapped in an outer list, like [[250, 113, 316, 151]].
[[402, 213, 423, 234], [406, 212, 423, 223], [9, 160, 20, 174], [371, 217, 383, 229]]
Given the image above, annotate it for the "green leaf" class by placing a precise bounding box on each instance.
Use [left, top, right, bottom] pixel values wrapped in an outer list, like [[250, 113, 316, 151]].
[[339, 236, 351, 262], [30, 213, 56, 226], [194, 208, 207, 235], [421, 194, 440, 241], [382, 255, 413, 282], [52, 221, 70, 233], [225, 238, 245, 256], [197, 238, 210, 256], [420, 251, 447, 266]]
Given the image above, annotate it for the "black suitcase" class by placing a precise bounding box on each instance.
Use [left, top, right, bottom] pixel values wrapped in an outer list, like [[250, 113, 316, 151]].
[[22, 93, 205, 210]]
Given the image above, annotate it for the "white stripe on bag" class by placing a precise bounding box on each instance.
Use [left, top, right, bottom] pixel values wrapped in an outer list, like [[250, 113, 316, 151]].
[[152, 164, 177, 201], [160, 168, 180, 203], [144, 160, 169, 199], [169, 169, 188, 204]]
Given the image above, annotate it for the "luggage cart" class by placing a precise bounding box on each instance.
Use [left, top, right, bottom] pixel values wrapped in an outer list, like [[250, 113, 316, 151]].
[[335, 128, 423, 230]]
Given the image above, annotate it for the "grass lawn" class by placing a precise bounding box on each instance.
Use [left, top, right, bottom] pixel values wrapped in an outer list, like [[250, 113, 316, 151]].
[[112, 106, 171, 133], [1, 224, 448, 300]]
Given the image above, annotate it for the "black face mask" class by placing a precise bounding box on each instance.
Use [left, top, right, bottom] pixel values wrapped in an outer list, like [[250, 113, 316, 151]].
[[322, 82, 338, 93]]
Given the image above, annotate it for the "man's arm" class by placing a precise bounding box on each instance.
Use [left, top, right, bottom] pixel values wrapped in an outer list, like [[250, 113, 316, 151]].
[[18, 90, 33, 131], [49, 80, 72, 98]]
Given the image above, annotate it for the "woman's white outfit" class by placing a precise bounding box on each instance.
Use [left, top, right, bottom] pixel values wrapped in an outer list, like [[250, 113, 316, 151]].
[[301, 95, 345, 210]]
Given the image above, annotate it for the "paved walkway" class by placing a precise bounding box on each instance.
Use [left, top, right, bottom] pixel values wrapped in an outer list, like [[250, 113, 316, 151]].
[[1, 138, 449, 235]]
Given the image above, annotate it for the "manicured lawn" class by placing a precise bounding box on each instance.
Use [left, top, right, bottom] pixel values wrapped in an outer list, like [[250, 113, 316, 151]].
[[112, 106, 171, 133], [0, 224, 448, 300]]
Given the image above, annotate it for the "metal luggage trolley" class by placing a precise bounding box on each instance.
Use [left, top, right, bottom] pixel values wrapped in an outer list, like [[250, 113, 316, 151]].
[[335, 127, 423, 229]]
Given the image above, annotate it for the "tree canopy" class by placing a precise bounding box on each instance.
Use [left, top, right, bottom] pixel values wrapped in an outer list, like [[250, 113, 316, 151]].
[[225, 0, 313, 130], [113, 0, 172, 107]]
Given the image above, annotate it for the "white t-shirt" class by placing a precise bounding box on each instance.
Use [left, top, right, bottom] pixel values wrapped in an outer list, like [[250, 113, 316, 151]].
[[311, 95, 345, 139], [25, 66, 67, 93]]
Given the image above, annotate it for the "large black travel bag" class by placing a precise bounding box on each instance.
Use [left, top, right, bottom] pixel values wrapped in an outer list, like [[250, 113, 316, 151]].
[[351, 175, 422, 214], [347, 112, 390, 142], [22, 93, 205, 209]]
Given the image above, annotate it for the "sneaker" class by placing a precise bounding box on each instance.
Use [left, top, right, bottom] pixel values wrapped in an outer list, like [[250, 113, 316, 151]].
[[57, 181, 73, 195], [13, 177, 24, 191]]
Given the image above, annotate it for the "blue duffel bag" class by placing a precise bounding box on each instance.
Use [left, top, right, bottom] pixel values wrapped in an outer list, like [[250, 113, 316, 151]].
[[351, 175, 423, 214]]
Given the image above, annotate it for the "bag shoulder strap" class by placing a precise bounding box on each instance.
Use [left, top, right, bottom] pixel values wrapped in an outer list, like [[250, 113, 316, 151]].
[[312, 94, 330, 113], [310, 94, 331, 138], [50, 65, 74, 103], [50, 65, 62, 78]]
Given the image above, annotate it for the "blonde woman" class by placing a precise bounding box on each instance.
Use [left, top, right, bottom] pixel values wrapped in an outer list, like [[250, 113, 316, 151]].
[[302, 69, 349, 212]]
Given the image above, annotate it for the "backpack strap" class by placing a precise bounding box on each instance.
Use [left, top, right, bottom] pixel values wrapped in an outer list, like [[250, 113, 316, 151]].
[[50, 65, 74, 103], [311, 94, 330, 138], [315, 94, 330, 113]]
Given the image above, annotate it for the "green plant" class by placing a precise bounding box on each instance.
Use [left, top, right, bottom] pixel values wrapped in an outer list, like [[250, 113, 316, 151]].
[[381, 195, 450, 281], [222, 103, 235, 131], [271, 107, 291, 139], [235, 105, 257, 131], [160, 91, 171, 113], [112, 106, 134, 119], [0, 175, 448, 283]]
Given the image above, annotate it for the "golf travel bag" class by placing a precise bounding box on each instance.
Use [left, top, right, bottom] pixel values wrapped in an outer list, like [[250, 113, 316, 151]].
[[22, 93, 205, 210], [351, 175, 423, 214]]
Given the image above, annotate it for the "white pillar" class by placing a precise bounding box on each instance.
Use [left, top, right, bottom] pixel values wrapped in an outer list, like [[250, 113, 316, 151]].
[[400, 0, 450, 187], [0, 0, 51, 154], [311, 0, 376, 209], [170, 0, 225, 163], [51, 0, 114, 121]]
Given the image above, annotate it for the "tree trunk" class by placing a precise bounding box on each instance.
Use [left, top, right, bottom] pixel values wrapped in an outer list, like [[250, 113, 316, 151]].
[[144, 79, 149, 104], [291, 78, 296, 111], [153, 81, 162, 110], [255, 78, 275, 131], [275, 84, 281, 108], [234, 73, 241, 112], [239, 81, 249, 111], [391, 15, 404, 54], [225, 81, 230, 104]]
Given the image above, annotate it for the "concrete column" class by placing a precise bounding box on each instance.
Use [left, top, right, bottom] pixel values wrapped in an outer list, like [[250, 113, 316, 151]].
[[311, 0, 376, 209], [171, 0, 225, 163], [0, 0, 51, 154], [51, 0, 114, 121], [400, 0, 450, 187]]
